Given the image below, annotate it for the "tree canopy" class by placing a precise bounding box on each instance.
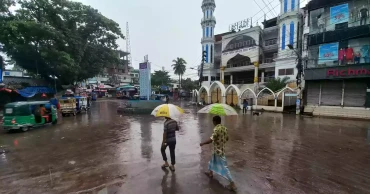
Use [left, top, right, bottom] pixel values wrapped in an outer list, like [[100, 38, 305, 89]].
[[0, 0, 124, 84], [181, 78, 197, 92], [151, 70, 171, 87]]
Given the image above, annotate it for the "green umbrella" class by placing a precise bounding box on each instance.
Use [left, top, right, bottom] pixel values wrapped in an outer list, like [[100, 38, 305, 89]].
[[197, 103, 238, 116]]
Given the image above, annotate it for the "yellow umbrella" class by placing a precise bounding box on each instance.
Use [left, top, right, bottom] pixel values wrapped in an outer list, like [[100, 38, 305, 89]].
[[151, 104, 184, 118]]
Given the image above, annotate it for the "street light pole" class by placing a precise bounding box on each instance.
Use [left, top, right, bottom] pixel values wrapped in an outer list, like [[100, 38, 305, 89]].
[[288, 44, 303, 115]]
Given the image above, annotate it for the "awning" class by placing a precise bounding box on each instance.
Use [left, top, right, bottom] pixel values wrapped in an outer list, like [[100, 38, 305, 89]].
[[16, 87, 55, 98]]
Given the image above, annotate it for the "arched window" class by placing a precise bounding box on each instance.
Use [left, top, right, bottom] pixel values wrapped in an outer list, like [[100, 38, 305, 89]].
[[205, 45, 209, 63], [291, 0, 295, 11], [284, 0, 287, 13], [206, 27, 209, 37], [289, 22, 294, 45], [210, 10, 213, 17], [210, 45, 214, 63], [206, 10, 209, 18], [282, 24, 286, 50], [210, 27, 213, 37]]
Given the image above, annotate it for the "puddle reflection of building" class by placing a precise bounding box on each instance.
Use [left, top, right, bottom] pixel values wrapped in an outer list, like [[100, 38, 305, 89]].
[[140, 117, 153, 161]]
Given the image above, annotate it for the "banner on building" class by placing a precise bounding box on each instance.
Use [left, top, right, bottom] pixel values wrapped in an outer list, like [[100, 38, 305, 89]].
[[330, 4, 349, 24], [318, 42, 339, 64], [139, 62, 151, 99]]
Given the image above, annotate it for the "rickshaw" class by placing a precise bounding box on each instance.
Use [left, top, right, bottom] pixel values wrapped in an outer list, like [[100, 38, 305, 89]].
[[75, 96, 88, 113], [2, 101, 58, 132], [59, 97, 77, 117]]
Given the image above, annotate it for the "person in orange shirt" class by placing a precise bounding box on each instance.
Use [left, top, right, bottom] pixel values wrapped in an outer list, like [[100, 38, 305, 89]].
[[39, 105, 47, 116]]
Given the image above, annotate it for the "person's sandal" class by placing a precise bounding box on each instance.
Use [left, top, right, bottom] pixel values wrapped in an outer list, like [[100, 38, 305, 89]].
[[169, 165, 175, 172], [161, 164, 169, 168], [225, 184, 237, 192], [204, 171, 213, 179]]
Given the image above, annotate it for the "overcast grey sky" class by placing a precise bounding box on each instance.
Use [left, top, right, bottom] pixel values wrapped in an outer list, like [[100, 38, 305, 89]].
[[75, 0, 285, 79]]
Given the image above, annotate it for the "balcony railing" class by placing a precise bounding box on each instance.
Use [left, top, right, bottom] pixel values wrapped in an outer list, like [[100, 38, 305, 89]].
[[201, 16, 216, 23]]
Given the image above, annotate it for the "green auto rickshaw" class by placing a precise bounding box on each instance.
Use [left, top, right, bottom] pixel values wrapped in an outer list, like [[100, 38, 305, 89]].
[[2, 101, 58, 132]]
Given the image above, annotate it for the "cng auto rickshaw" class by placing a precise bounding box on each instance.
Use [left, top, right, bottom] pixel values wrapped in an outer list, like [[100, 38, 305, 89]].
[[59, 96, 88, 117], [2, 101, 58, 132], [74, 96, 88, 113], [59, 97, 77, 117]]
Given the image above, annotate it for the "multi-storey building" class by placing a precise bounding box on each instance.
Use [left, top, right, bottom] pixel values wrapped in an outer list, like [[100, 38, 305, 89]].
[[88, 50, 132, 86], [303, 0, 370, 118]]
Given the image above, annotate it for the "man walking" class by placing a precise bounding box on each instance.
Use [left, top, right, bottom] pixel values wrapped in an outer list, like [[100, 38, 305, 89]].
[[161, 117, 179, 171], [200, 116, 236, 191], [242, 99, 248, 114]]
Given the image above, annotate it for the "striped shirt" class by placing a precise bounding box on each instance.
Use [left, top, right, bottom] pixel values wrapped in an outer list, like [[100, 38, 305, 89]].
[[164, 119, 178, 143]]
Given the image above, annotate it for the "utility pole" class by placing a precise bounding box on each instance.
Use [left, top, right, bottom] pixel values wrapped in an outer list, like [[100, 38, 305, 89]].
[[198, 51, 206, 87], [296, 15, 304, 115]]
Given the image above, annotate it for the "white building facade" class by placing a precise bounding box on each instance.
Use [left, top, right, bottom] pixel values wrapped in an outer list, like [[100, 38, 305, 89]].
[[275, 0, 303, 83], [200, 0, 217, 87]]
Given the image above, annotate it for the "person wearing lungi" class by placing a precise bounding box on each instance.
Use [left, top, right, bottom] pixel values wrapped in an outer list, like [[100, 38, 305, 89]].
[[200, 116, 236, 191]]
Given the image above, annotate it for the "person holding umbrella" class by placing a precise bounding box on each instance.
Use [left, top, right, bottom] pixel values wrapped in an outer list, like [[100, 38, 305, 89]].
[[151, 103, 184, 172], [161, 117, 179, 171], [198, 103, 238, 191]]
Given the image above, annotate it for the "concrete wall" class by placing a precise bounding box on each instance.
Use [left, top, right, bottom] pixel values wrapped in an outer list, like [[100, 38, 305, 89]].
[[305, 105, 370, 119], [128, 100, 164, 109], [275, 58, 298, 81]]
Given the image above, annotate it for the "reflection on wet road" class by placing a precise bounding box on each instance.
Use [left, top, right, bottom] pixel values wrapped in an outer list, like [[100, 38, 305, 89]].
[[1, 99, 370, 194]]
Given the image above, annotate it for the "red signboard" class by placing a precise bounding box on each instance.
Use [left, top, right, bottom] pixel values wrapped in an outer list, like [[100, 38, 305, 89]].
[[327, 68, 370, 77]]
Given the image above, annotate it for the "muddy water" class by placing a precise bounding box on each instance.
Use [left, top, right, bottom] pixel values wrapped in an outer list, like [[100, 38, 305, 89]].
[[0, 100, 370, 194]]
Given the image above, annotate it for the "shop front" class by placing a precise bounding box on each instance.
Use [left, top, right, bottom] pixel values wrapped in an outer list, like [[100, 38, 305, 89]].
[[304, 64, 370, 118]]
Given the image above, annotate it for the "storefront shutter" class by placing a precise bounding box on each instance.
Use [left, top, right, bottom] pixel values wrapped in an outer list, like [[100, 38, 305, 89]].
[[306, 81, 320, 105], [343, 81, 366, 107], [321, 81, 342, 106]]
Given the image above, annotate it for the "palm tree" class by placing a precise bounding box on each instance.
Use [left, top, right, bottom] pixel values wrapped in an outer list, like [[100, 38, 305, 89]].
[[265, 77, 290, 92], [172, 57, 187, 89]]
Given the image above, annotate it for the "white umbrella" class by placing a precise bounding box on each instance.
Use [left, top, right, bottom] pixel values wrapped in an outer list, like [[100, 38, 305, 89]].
[[151, 104, 184, 119]]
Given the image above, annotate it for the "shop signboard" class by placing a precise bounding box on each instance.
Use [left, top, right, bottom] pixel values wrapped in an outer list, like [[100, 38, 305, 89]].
[[318, 42, 339, 64], [305, 64, 370, 80], [330, 4, 349, 25], [139, 62, 151, 100]]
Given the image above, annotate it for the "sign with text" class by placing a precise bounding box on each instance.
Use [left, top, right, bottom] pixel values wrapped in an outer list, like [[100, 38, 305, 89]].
[[305, 64, 370, 80], [318, 42, 338, 64], [330, 4, 349, 25], [139, 62, 151, 99], [327, 67, 370, 77], [229, 19, 249, 32], [222, 46, 257, 56]]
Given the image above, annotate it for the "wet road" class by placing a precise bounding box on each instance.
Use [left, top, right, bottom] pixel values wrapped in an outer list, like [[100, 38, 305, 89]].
[[1, 99, 370, 194]]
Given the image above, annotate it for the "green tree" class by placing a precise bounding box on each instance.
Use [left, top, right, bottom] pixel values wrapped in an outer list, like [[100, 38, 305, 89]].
[[0, 0, 124, 84], [172, 57, 186, 89], [151, 70, 171, 87], [181, 78, 198, 92], [265, 77, 289, 92]]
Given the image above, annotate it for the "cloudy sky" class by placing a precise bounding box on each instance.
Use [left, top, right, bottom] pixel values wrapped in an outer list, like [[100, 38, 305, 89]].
[[74, 0, 289, 80]]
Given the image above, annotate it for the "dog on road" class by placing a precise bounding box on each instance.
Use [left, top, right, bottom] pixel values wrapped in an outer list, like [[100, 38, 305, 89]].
[[252, 108, 264, 116]]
